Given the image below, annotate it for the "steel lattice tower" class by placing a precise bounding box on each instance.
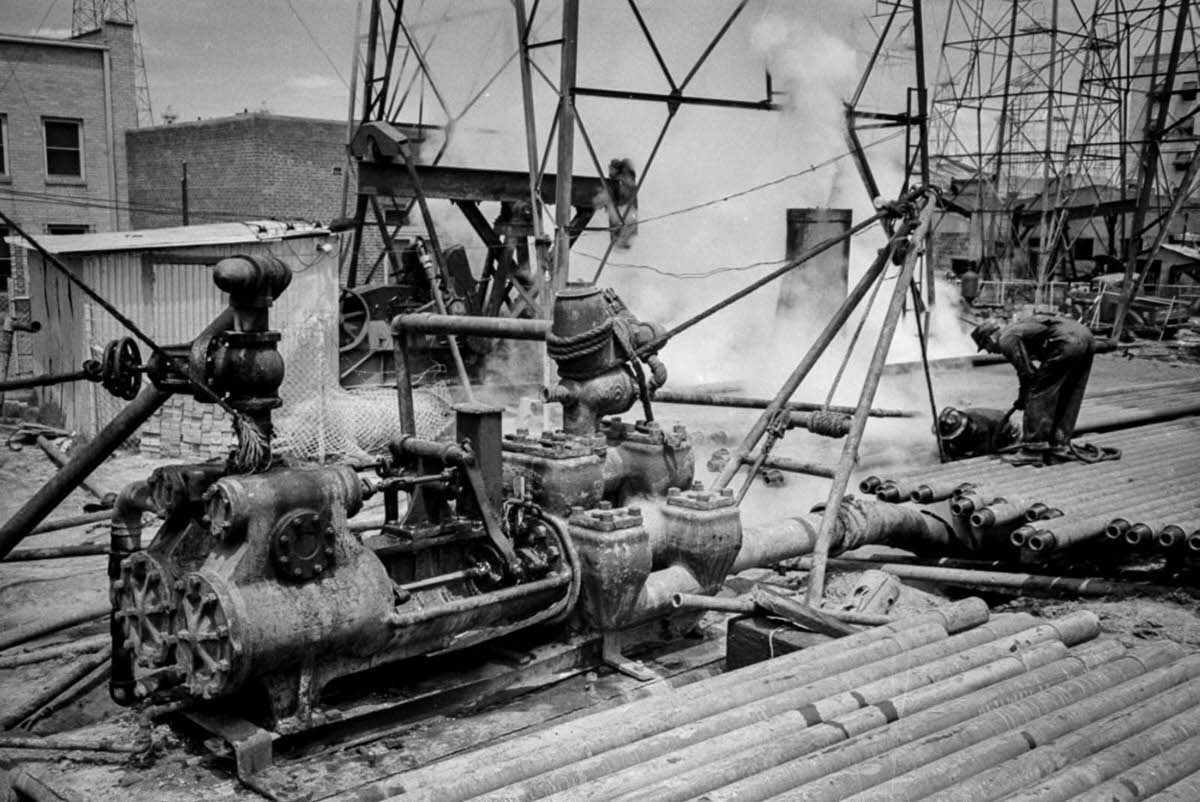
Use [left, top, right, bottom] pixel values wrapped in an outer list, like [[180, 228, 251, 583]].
[[925, 0, 1200, 292], [72, 0, 154, 127]]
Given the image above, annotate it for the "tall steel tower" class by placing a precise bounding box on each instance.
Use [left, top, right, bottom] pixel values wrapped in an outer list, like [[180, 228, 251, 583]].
[[72, 0, 154, 127]]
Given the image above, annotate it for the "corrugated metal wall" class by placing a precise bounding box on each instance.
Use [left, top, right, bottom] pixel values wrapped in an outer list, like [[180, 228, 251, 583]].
[[28, 235, 340, 436]]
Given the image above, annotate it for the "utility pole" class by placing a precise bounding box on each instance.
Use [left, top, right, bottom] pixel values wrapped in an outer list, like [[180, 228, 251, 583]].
[[181, 162, 189, 225]]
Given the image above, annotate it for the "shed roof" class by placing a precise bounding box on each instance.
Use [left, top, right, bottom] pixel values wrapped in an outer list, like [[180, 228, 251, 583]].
[[1157, 243, 1200, 263], [7, 221, 330, 255]]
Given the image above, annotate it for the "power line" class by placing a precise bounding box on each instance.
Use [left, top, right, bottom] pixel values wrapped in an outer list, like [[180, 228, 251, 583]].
[[284, 0, 350, 89], [0, 0, 65, 116], [579, 122, 920, 235]]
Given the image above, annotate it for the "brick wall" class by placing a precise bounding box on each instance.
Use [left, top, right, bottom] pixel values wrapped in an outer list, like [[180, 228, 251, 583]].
[[127, 114, 431, 282], [127, 113, 356, 228], [0, 21, 137, 373]]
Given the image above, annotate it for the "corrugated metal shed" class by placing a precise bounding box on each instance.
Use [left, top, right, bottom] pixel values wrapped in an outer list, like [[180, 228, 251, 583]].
[[14, 221, 341, 441]]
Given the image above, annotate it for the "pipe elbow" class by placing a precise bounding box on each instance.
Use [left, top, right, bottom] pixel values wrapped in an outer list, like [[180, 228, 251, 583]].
[[390, 312, 416, 339], [111, 480, 155, 541]]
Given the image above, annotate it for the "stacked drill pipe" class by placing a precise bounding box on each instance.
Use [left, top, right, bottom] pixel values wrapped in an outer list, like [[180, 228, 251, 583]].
[[318, 602, 1200, 802], [310, 599, 1200, 802], [861, 419, 1200, 557], [329, 625, 1200, 802]]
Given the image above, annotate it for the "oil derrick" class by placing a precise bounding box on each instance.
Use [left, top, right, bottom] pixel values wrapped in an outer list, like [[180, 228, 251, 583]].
[[926, 0, 1200, 306], [71, 0, 153, 127], [340, 1, 777, 392]]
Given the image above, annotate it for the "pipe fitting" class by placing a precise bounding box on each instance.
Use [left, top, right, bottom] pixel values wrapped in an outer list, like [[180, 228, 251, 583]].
[[1010, 525, 1035, 547], [1159, 525, 1186, 548], [1126, 523, 1152, 546], [541, 385, 573, 404], [212, 254, 292, 311], [109, 479, 159, 707], [876, 483, 905, 503]]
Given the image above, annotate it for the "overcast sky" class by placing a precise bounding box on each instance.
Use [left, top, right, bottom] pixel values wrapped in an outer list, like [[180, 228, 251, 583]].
[[2, 2, 950, 368], [2, 1, 896, 128]]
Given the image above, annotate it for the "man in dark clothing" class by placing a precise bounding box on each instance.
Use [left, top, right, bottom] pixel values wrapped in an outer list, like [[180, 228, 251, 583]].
[[970, 315, 1095, 451], [937, 405, 1022, 460]]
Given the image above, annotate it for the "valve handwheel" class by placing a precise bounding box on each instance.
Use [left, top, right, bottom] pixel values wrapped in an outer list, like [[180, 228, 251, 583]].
[[339, 286, 371, 353], [102, 337, 143, 400]]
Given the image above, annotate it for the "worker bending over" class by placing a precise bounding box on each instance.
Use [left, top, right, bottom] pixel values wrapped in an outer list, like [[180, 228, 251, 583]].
[[971, 315, 1095, 458]]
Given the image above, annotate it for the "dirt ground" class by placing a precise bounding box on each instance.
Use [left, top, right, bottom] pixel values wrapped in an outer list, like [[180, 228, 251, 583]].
[[0, 351, 1198, 744]]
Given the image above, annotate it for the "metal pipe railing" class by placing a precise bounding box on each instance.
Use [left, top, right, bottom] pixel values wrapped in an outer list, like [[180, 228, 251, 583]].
[[392, 312, 550, 341], [651, 390, 915, 419], [799, 556, 1182, 597]]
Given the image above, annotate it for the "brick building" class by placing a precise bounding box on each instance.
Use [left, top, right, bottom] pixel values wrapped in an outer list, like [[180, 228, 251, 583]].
[[127, 113, 431, 227], [0, 21, 138, 299], [126, 113, 359, 228], [126, 113, 434, 286]]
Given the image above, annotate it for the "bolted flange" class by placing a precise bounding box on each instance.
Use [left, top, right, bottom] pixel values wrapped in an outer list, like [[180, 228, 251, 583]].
[[270, 509, 336, 581], [113, 551, 176, 669], [171, 572, 241, 700]]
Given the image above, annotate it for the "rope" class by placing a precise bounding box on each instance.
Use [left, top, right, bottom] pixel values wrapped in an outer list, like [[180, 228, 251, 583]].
[[1063, 441, 1123, 464], [545, 319, 613, 363], [806, 411, 852, 439]]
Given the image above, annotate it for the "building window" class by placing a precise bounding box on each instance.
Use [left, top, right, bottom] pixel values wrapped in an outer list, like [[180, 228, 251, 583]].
[[46, 224, 90, 236], [43, 118, 84, 179], [0, 115, 8, 177], [0, 226, 10, 292]]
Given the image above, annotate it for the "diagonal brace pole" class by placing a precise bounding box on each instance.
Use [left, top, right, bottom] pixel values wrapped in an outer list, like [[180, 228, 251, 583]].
[[711, 226, 903, 493], [804, 193, 937, 606]]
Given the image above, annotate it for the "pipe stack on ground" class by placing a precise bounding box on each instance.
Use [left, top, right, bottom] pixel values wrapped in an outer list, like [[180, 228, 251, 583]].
[[1079, 377, 1200, 433], [304, 598, 1200, 802], [861, 418, 1200, 557]]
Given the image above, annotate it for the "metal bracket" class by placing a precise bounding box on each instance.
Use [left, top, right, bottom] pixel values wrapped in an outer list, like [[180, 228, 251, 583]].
[[459, 452, 522, 577], [601, 631, 661, 683], [185, 711, 277, 779]]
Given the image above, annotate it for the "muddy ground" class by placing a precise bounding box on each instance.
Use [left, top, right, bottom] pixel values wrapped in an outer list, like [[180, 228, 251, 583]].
[[1, 350, 1198, 744]]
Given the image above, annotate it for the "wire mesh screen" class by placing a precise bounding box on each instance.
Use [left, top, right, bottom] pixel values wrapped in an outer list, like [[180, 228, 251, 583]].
[[63, 235, 455, 462], [272, 318, 455, 463]]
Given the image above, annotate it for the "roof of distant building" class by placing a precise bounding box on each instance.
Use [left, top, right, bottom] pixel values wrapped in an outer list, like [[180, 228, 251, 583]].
[[1157, 243, 1200, 262], [0, 32, 108, 51]]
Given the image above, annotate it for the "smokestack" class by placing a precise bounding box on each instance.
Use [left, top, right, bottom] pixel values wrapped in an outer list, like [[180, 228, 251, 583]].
[[776, 208, 852, 319]]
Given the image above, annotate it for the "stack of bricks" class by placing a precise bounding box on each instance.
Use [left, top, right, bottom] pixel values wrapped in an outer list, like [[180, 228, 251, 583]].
[[138, 396, 235, 460]]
